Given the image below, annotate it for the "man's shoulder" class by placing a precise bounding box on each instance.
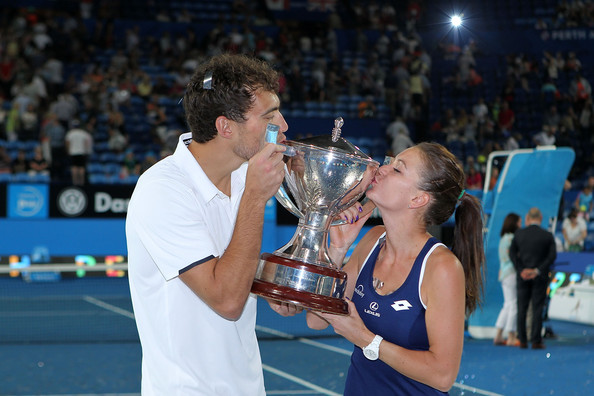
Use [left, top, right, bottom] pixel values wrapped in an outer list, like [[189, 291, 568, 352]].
[[139, 156, 183, 184], [131, 159, 196, 212], [530, 225, 555, 239], [514, 225, 538, 237]]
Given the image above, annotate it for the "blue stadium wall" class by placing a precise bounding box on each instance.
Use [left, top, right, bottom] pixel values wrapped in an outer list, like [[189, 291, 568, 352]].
[[0, 182, 293, 258], [0, 179, 378, 262]]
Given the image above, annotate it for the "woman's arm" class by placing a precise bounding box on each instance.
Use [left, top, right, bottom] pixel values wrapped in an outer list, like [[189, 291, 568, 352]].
[[320, 247, 465, 392], [306, 222, 382, 330]]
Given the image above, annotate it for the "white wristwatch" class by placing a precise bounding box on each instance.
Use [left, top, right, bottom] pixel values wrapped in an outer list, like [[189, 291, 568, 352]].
[[362, 335, 383, 360]]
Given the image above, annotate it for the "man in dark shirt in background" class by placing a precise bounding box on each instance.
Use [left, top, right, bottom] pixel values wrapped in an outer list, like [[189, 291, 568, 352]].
[[510, 207, 557, 349]]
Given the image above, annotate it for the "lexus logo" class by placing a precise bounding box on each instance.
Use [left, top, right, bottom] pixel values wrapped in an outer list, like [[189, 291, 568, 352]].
[[369, 301, 379, 311], [57, 187, 88, 217]]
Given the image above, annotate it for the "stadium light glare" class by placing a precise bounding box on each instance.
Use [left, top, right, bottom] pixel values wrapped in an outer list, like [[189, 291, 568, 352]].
[[451, 14, 463, 27]]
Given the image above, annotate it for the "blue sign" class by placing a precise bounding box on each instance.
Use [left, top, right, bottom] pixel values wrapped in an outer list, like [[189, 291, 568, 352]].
[[8, 184, 49, 219]]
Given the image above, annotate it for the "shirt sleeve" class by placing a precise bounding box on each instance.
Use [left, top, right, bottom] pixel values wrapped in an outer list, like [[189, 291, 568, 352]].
[[128, 177, 218, 281], [509, 233, 520, 271]]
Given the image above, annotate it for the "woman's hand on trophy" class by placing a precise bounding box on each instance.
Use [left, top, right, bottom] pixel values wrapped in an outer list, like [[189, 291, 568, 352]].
[[306, 309, 330, 330], [266, 298, 304, 317], [338, 201, 365, 224], [319, 298, 372, 349], [329, 202, 373, 258]]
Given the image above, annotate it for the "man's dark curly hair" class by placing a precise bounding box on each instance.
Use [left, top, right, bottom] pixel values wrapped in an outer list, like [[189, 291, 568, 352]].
[[183, 53, 279, 143]]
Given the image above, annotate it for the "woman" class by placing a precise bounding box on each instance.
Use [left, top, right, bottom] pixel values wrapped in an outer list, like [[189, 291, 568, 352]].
[[493, 213, 521, 346], [307, 142, 485, 394]]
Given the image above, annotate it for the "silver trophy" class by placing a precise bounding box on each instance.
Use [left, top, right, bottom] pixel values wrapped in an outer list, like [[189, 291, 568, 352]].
[[251, 118, 380, 315]]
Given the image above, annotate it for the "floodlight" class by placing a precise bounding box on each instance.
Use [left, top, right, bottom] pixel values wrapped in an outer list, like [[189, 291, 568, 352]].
[[451, 15, 462, 27]]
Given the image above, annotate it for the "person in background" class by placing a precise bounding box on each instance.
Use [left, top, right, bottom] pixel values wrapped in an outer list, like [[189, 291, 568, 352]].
[[562, 208, 587, 252], [494, 213, 521, 346], [28, 145, 50, 176], [386, 115, 414, 156], [11, 149, 29, 174], [465, 163, 483, 190], [64, 119, 93, 186], [488, 166, 500, 190], [358, 95, 377, 118], [307, 142, 485, 394], [107, 127, 128, 153], [126, 53, 298, 395], [510, 207, 557, 349], [0, 146, 13, 174], [41, 112, 66, 181], [120, 149, 140, 179], [574, 178, 593, 221], [533, 124, 556, 146], [138, 151, 158, 175], [497, 100, 515, 134]]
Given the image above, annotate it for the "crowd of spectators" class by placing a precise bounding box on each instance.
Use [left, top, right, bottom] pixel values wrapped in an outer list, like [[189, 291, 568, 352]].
[[549, 0, 594, 28], [0, 0, 431, 185], [0, 0, 593, 203], [430, 39, 594, 199]]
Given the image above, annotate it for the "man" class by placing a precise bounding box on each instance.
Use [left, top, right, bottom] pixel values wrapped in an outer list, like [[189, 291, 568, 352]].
[[126, 54, 297, 395], [385, 115, 413, 156], [509, 207, 557, 349], [40, 112, 66, 181], [64, 119, 92, 186], [533, 124, 556, 147]]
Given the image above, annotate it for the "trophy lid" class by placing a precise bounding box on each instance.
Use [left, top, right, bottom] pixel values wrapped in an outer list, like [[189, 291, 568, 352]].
[[292, 135, 373, 160], [287, 118, 376, 161]]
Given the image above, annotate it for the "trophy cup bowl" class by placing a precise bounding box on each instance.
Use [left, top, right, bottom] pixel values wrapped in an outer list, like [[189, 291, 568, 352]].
[[251, 131, 379, 315]]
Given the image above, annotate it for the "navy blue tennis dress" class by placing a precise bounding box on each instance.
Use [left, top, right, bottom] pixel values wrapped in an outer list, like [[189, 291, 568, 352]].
[[344, 234, 448, 395]]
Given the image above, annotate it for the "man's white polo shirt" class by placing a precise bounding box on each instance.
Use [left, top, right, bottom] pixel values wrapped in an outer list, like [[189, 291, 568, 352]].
[[126, 132, 264, 395]]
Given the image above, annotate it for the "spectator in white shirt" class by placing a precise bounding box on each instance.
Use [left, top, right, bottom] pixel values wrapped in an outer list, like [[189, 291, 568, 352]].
[[65, 119, 93, 185], [562, 208, 588, 252]]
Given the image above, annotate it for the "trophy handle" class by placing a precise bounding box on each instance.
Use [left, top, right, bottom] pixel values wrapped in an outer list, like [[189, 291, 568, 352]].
[[275, 188, 376, 226], [275, 184, 304, 219]]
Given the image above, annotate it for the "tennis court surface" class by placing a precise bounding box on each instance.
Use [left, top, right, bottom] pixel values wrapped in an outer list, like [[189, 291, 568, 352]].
[[1, 266, 592, 395]]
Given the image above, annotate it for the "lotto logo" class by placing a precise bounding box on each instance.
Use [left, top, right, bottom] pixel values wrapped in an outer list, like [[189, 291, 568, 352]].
[[391, 300, 412, 311]]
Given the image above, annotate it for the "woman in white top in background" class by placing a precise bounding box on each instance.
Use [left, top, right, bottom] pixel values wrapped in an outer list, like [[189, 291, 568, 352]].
[[494, 212, 521, 346]]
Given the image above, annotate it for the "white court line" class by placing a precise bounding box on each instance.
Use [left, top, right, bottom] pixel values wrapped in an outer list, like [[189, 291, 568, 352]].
[[454, 383, 504, 396], [262, 364, 341, 396], [297, 337, 352, 356], [82, 295, 135, 319]]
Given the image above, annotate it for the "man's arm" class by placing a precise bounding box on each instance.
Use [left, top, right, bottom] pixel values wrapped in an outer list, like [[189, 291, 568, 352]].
[[536, 232, 557, 277], [180, 144, 285, 320]]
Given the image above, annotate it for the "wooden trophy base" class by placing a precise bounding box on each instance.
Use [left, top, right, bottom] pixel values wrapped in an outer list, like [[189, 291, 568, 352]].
[[251, 253, 348, 315]]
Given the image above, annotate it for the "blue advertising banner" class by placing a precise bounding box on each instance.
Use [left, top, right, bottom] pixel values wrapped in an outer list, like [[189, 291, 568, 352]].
[[49, 184, 134, 218], [0, 183, 6, 217], [7, 184, 49, 219]]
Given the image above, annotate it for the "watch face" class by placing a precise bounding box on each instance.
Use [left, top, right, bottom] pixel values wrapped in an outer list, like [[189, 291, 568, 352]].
[[363, 348, 378, 360]]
